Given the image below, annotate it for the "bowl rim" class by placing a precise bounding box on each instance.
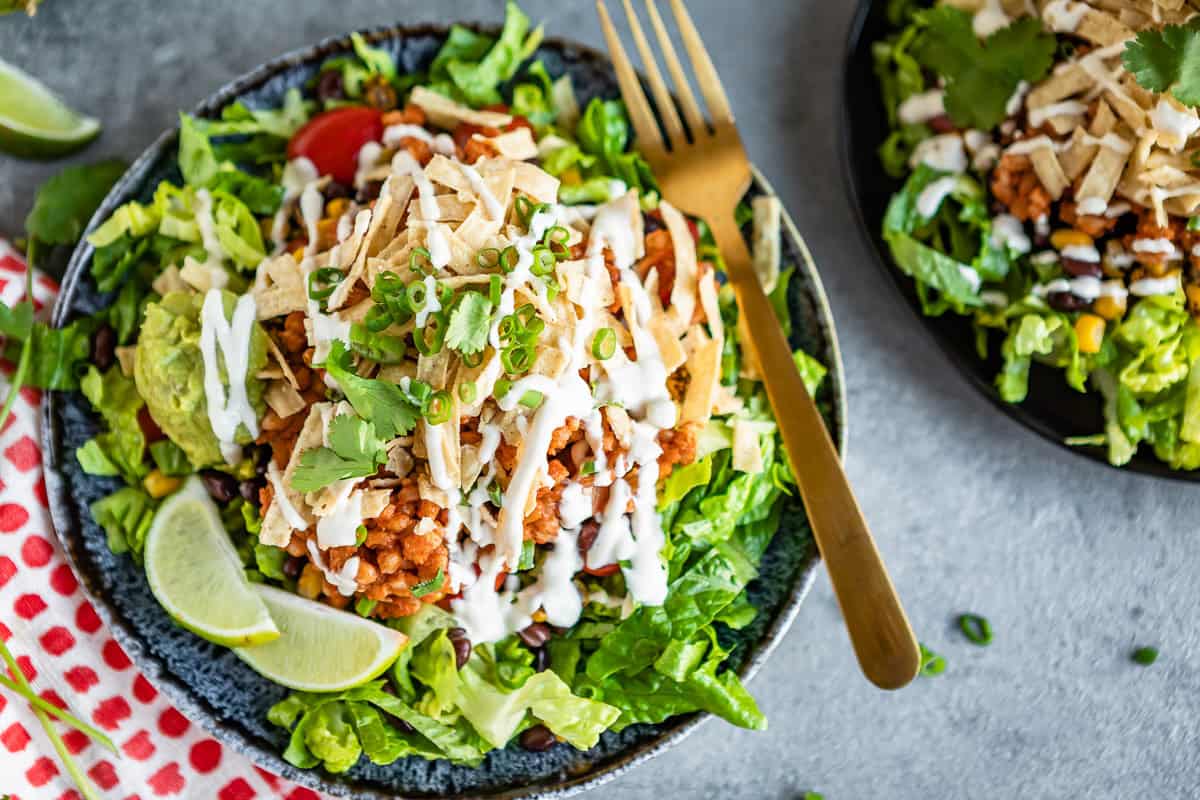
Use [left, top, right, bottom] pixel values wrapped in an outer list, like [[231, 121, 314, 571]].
[[838, 0, 1200, 484], [42, 20, 846, 799]]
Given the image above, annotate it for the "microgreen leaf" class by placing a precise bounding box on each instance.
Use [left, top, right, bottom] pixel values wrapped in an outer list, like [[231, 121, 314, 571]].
[[445, 291, 493, 355], [1123, 22, 1200, 107], [911, 7, 1055, 129]]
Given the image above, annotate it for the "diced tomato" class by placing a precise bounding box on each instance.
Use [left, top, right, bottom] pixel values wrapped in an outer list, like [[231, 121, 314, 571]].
[[287, 107, 384, 184], [685, 217, 700, 244], [505, 114, 534, 135], [137, 407, 164, 444], [452, 121, 501, 151], [481, 103, 511, 114], [495, 571, 508, 591], [583, 563, 621, 577]]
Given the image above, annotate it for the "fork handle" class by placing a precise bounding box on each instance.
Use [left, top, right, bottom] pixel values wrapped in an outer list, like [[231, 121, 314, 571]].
[[709, 214, 920, 690]]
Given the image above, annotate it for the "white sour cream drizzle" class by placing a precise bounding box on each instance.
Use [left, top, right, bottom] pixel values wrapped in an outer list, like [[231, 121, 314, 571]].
[[458, 162, 505, 220], [1028, 100, 1088, 129], [1130, 275, 1181, 296], [306, 539, 358, 596], [383, 124, 456, 156], [1043, 0, 1088, 32], [910, 134, 967, 173], [198, 289, 258, 464], [916, 176, 959, 219], [193, 189, 226, 271], [272, 158, 319, 254], [267, 460, 308, 531], [990, 214, 1031, 255], [391, 150, 451, 268], [898, 89, 945, 126]]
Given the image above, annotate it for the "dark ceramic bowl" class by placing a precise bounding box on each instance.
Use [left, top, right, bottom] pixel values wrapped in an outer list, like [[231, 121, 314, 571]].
[[43, 22, 846, 799], [842, 0, 1197, 482]]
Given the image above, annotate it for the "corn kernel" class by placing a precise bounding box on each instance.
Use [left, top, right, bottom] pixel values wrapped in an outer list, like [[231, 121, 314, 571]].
[[1186, 284, 1200, 312], [532, 609, 548, 623], [325, 197, 350, 219], [1075, 313, 1106, 354], [298, 564, 323, 600], [560, 167, 583, 186], [1050, 229, 1093, 251], [1093, 293, 1127, 321], [291, 245, 306, 260], [143, 470, 181, 499], [316, 216, 338, 246]]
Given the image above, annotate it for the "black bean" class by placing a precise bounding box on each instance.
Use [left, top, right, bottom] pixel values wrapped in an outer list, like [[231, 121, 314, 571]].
[[533, 646, 550, 673], [315, 69, 345, 103], [321, 181, 352, 201], [642, 212, 665, 234], [283, 556, 304, 580], [577, 520, 599, 558], [239, 477, 264, 503], [356, 180, 384, 203], [447, 627, 472, 670], [519, 622, 552, 649], [1047, 291, 1087, 312], [253, 445, 272, 477], [199, 470, 238, 504], [1061, 257, 1101, 278], [519, 725, 556, 752], [91, 323, 116, 371]]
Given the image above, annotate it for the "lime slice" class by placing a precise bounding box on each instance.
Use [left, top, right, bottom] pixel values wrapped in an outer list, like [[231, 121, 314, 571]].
[[144, 478, 279, 647], [235, 584, 409, 692], [0, 58, 100, 158]]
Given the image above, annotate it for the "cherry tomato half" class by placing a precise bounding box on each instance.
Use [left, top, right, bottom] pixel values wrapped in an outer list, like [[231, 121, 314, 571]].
[[287, 106, 384, 185]]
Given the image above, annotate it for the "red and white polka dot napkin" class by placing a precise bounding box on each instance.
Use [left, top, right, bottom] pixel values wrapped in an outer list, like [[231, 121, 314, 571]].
[[0, 240, 326, 800]]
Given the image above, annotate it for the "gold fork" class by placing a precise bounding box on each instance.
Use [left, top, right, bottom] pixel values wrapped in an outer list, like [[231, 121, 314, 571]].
[[596, 0, 920, 689]]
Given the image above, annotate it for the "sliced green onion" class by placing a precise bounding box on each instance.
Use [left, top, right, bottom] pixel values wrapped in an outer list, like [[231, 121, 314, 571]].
[[461, 349, 484, 368], [519, 389, 543, 409], [514, 195, 535, 227], [355, 524, 368, 547], [497, 315, 518, 342], [410, 247, 434, 275], [355, 597, 377, 617], [413, 312, 447, 356], [489, 274, 503, 306], [580, 460, 597, 476], [530, 245, 556, 276], [374, 270, 405, 301], [919, 643, 946, 677], [499, 245, 520, 273], [522, 316, 545, 340], [476, 247, 501, 269], [406, 280, 429, 312], [425, 390, 452, 425], [410, 568, 445, 597], [501, 344, 534, 374], [404, 378, 434, 412], [519, 540, 536, 570], [592, 327, 616, 360], [363, 304, 395, 333], [958, 614, 993, 646], [458, 381, 478, 404], [307, 267, 345, 301], [515, 303, 538, 330], [545, 277, 560, 304], [487, 481, 503, 506], [1132, 646, 1158, 666], [350, 323, 407, 363], [494, 378, 513, 400]]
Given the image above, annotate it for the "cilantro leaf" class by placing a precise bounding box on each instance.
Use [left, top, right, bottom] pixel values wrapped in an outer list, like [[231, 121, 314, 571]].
[[24, 159, 127, 248], [445, 291, 493, 355], [1123, 22, 1200, 107], [911, 7, 1055, 129], [322, 341, 421, 440], [291, 414, 387, 493]]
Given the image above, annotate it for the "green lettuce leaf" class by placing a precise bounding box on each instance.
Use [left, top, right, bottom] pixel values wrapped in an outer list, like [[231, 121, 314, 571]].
[[92, 486, 157, 559], [77, 365, 147, 484]]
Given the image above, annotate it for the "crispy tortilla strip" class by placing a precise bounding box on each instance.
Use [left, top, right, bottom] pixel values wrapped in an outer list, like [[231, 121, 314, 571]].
[[386, 441, 414, 479], [1078, 141, 1130, 207], [407, 194, 474, 223], [258, 365, 284, 380], [605, 405, 633, 449], [649, 316, 686, 373], [455, 203, 505, 251], [698, 269, 724, 345], [255, 253, 309, 319], [681, 333, 722, 425], [659, 201, 698, 335], [115, 346, 136, 377], [1029, 145, 1070, 199], [732, 419, 766, 475], [737, 312, 762, 380], [1027, 65, 1091, 109], [410, 86, 513, 130], [260, 403, 324, 546], [1075, 9, 1133, 46], [1060, 129, 1097, 182], [179, 258, 227, 293], [330, 202, 387, 310], [152, 264, 187, 296], [512, 161, 560, 203], [266, 335, 300, 390], [360, 488, 392, 520], [752, 195, 782, 294], [265, 379, 306, 419], [476, 128, 539, 161], [711, 383, 744, 416]]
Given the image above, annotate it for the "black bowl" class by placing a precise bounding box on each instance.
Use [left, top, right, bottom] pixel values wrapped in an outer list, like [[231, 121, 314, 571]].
[[42, 21, 846, 800], [841, 0, 1198, 482]]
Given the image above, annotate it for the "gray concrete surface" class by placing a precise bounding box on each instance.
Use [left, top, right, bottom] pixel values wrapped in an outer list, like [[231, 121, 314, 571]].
[[2, 1, 1198, 797]]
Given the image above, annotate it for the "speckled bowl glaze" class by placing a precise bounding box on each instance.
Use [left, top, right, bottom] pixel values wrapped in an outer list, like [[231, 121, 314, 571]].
[[43, 22, 845, 799]]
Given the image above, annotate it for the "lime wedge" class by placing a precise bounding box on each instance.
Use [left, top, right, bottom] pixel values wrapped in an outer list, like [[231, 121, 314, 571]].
[[235, 584, 409, 692], [0, 58, 100, 158], [144, 478, 280, 647]]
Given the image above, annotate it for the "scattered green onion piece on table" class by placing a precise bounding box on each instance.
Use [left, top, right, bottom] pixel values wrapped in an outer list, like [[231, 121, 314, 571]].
[[0, 674, 116, 753], [919, 643, 946, 677], [592, 327, 616, 360], [1132, 646, 1158, 666], [958, 613, 993, 646]]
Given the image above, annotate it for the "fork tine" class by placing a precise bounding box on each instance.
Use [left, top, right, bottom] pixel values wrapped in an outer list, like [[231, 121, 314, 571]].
[[644, 0, 707, 137], [667, 0, 734, 126], [621, 0, 685, 148], [596, 0, 666, 158]]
